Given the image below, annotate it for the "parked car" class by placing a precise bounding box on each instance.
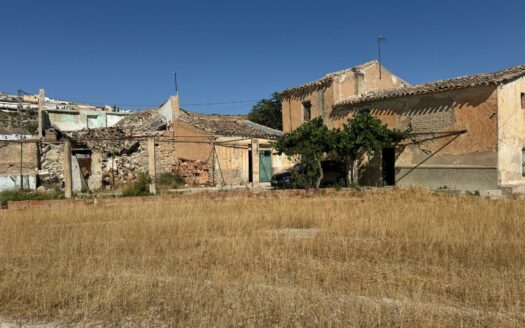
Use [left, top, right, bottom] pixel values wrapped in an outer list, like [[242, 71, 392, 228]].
[[271, 160, 346, 188]]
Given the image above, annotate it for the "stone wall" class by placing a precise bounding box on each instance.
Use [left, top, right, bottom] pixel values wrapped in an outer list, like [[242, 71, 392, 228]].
[[41, 143, 64, 185]]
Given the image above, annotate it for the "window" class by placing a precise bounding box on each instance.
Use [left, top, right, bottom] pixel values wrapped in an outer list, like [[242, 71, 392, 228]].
[[302, 101, 311, 122], [521, 93, 525, 109]]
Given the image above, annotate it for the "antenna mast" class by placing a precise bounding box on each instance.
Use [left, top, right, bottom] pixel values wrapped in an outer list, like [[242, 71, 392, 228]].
[[173, 72, 179, 96], [377, 34, 386, 79]]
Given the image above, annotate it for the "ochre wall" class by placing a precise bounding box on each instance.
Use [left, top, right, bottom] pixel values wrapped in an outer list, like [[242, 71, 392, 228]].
[[282, 62, 406, 133], [214, 138, 295, 186], [171, 121, 214, 162], [331, 85, 499, 190], [0, 141, 39, 175]]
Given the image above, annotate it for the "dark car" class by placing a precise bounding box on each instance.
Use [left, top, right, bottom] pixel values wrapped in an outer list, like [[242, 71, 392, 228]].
[[271, 160, 346, 188]]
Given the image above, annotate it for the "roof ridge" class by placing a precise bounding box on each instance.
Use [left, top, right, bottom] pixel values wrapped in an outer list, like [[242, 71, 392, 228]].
[[281, 60, 381, 96], [334, 63, 525, 108]]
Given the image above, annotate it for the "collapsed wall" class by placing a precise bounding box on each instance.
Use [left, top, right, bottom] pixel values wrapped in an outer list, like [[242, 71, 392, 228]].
[[40, 142, 64, 186]]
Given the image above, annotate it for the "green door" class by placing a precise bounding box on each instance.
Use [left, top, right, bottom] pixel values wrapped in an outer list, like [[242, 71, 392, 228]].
[[259, 150, 273, 182]]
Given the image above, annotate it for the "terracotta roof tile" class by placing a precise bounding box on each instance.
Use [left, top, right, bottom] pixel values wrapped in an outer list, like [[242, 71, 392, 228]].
[[334, 64, 525, 108], [178, 112, 283, 139]]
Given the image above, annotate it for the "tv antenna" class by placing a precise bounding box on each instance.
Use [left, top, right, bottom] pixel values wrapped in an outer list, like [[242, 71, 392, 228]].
[[377, 34, 386, 79], [173, 72, 179, 96]]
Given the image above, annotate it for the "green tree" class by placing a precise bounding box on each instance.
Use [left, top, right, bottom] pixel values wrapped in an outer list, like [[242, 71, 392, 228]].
[[333, 111, 409, 185], [274, 117, 331, 190], [248, 92, 282, 130]]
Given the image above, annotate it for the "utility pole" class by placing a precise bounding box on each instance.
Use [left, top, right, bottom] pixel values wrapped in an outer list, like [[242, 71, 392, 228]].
[[148, 137, 157, 194], [17, 90, 25, 190], [377, 34, 386, 79], [38, 89, 45, 139]]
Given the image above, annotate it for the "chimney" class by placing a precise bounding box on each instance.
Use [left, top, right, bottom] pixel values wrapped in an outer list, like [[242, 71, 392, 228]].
[[354, 72, 365, 96]]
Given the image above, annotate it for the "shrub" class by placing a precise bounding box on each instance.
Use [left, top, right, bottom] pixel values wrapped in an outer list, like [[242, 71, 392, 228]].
[[0, 188, 64, 207], [122, 172, 152, 197], [157, 172, 185, 187]]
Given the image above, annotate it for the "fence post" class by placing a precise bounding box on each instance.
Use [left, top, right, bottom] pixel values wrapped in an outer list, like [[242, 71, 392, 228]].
[[148, 137, 157, 194], [64, 138, 73, 199], [19, 141, 23, 190], [251, 138, 259, 186]]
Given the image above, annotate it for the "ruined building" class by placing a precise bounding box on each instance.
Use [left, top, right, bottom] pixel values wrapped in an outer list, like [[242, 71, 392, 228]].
[[39, 96, 292, 192]]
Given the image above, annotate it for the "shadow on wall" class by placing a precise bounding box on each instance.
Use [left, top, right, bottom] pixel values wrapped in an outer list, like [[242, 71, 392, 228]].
[[329, 87, 493, 123]]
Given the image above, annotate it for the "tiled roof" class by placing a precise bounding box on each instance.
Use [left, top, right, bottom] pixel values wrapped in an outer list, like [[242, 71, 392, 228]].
[[334, 64, 525, 108], [280, 60, 381, 98], [115, 109, 166, 131], [178, 112, 283, 139]]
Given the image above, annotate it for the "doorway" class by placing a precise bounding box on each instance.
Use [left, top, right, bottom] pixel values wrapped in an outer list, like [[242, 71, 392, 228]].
[[382, 147, 396, 186], [259, 150, 273, 182]]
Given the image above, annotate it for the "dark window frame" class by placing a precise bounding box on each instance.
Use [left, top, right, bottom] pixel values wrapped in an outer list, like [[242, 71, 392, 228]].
[[521, 93, 525, 109], [302, 101, 311, 122]]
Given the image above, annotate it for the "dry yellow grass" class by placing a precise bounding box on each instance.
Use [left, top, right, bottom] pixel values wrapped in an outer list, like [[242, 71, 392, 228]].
[[0, 189, 525, 327]]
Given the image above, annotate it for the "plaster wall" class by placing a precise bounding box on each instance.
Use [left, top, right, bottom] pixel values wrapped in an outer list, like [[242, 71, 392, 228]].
[[44, 110, 127, 131], [497, 76, 525, 187], [282, 62, 406, 132], [171, 121, 213, 162], [213, 138, 295, 185], [333, 86, 499, 190]]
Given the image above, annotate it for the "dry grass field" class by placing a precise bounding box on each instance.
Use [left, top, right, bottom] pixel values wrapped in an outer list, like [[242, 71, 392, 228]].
[[1, 189, 525, 327]]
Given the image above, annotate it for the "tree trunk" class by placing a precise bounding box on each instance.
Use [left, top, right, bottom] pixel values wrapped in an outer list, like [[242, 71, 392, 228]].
[[315, 159, 323, 191], [345, 157, 351, 187], [350, 158, 359, 186]]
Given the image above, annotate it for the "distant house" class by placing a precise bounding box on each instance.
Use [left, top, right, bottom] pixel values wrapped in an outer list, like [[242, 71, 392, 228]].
[[0, 127, 32, 140], [329, 64, 525, 191]]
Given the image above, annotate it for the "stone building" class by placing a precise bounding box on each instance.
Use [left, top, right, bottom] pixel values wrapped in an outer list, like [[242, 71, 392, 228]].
[[42, 96, 292, 192], [329, 64, 525, 191], [280, 60, 408, 132]]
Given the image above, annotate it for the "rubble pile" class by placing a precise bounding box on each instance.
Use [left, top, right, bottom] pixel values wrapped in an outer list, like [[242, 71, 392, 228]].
[[69, 127, 141, 155], [99, 148, 149, 188], [40, 143, 64, 184], [172, 158, 210, 186], [115, 110, 166, 132]]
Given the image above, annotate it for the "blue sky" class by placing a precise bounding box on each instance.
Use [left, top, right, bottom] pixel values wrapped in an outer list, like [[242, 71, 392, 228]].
[[1, 0, 524, 114]]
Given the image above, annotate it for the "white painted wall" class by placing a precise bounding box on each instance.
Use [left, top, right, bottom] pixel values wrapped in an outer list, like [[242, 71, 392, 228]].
[[497, 76, 525, 186], [0, 175, 37, 191]]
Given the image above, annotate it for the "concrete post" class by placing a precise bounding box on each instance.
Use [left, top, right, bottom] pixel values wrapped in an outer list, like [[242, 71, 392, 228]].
[[63, 139, 73, 199], [38, 89, 45, 139], [251, 138, 259, 186], [148, 137, 157, 194]]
